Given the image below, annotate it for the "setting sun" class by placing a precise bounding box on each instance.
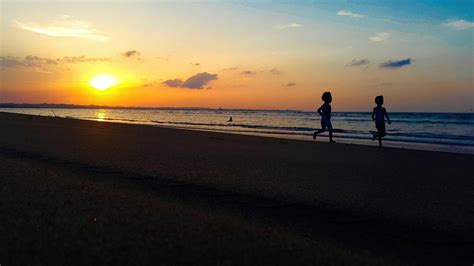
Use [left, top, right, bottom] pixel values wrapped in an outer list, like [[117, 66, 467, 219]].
[[89, 74, 119, 91]]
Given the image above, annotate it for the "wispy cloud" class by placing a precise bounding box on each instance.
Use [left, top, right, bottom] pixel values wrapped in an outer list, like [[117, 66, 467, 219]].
[[0, 55, 111, 70], [337, 10, 365, 18], [348, 59, 370, 67], [276, 23, 302, 29], [142, 80, 158, 88], [60, 56, 111, 63], [443, 19, 474, 30], [286, 82, 296, 87], [122, 50, 141, 58], [13, 15, 108, 42], [0, 56, 55, 69], [269, 68, 281, 75], [369, 32, 391, 42], [380, 58, 412, 69], [163, 72, 218, 89], [241, 70, 255, 75], [0, 55, 112, 74], [222, 67, 239, 71], [0, 58, 55, 74]]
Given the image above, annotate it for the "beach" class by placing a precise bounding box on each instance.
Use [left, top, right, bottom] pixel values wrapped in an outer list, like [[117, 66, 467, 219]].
[[1, 111, 473, 265]]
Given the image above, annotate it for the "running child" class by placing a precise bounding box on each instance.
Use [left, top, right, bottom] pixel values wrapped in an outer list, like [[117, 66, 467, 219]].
[[313, 91, 335, 143], [372, 95, 391, 148]]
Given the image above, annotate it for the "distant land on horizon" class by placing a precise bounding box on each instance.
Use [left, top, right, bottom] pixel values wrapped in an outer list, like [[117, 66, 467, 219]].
[[0, 103, 303, 112], [0, 103, 472, 114]]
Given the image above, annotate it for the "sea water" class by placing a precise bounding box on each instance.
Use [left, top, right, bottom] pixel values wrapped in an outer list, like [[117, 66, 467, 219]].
[[1, 108, 473, 154]]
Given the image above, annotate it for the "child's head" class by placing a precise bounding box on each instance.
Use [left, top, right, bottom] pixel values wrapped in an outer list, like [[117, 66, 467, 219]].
[[321, 92, 332, 103], [375, 95, 384, 106]]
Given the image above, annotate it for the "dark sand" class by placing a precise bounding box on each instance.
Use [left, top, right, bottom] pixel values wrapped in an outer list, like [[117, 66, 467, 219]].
[[1, 112, 473, 265]]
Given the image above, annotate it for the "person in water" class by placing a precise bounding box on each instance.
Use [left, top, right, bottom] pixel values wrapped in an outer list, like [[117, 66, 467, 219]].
[[313, 91, 335, 143], [372, 95, 391, 148]]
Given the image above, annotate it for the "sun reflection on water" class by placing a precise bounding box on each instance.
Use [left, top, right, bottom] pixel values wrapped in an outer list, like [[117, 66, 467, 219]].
[[95, 109, 108, 121]]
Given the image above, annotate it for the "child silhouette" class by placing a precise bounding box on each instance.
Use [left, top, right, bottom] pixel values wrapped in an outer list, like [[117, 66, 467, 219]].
[[313, 91, 335, 143], [372, 95, 391, 148]]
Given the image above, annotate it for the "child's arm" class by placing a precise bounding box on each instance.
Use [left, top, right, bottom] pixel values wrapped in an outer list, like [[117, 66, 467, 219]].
[[372, 108, 376, 121], [317, 105, 323, 116], [384, 108, 391, 124]]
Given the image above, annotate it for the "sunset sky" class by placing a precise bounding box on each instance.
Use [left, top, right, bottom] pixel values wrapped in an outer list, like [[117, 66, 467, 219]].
[[1, 0, 473, 111]]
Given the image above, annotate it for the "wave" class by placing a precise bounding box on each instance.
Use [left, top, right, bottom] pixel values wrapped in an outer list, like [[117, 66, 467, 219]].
[[74, 116, 145, 123], [163, 124, 474, 147], [72, 116, 474, 144], [146, 120, 474, 145], [332, 117, 474, 125], [16, 111, 474, 148], [388, 132, 474, 141], [151, 120, 317, 132]]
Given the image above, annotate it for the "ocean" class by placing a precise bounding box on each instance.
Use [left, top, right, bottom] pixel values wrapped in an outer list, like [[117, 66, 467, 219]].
[[1, 108, 473, 154]]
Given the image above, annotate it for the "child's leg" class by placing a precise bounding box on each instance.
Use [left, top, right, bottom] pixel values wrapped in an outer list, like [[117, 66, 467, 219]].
[[328, 122, 335, 143], [313, 123, 326, 139], [314, 128, 325, 134], [376, 124, 385, 148], [313, 129, 325, 139], [372, 130, 378, 141]]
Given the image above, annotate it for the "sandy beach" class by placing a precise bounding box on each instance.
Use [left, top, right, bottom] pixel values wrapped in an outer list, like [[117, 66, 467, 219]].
[[1, 111, 473, 265]]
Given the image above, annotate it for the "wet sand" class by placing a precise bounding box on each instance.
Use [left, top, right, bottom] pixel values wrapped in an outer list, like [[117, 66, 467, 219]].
[[0, 112, 473, 265]]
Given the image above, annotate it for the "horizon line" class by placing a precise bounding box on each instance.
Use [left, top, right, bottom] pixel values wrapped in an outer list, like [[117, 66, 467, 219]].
[[0, 103, 472, 114]]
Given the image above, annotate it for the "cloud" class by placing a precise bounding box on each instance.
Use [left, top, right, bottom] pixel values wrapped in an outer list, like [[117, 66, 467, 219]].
[[142, 81, 158, 88], [122, 50, 141, 58], [0, 56, 33, 68], [369, 32, 391, 42], [163, 72, 218, 89], [348, 59, 370, 67], [60, 56, 111, 63], [182, 72, 218, 89], [277, 23, 302, 29], [269, 68, 281, 75], [0, 56, 56, 73], [222, 67, 239, 71], [286, 82, 296, 87], [380, 58, 412, 69], [337, 10, 365, 18], [156, 56, 170, 62], [163, 79, 183, 88], [0, 55, 111, 70], [241, 70, 255, 75], [13, 15, 108, 42], [443, 19, 474, 30], [240, 69, 279, 75]]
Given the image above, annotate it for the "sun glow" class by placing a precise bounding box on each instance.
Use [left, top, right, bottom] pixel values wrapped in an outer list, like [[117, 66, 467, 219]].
[[89, 74, 119, 91]]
